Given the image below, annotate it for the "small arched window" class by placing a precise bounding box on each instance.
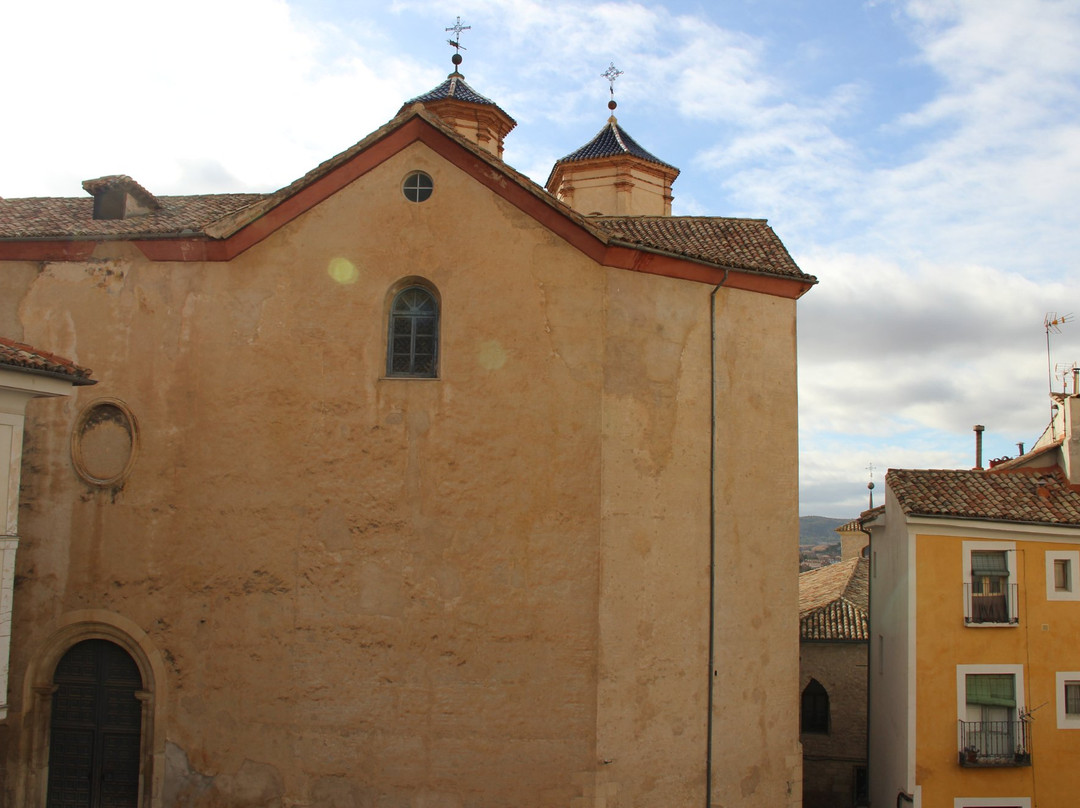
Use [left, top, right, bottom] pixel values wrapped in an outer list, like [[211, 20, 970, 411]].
[[387, 285, 439, 377], [801, 678, 830, 734]]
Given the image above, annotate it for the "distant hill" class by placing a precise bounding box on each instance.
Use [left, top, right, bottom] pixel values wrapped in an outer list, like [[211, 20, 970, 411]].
[[799, 515, 850, 546]]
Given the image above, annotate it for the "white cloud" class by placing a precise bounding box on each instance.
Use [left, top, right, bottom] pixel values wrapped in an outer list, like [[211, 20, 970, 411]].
[[5, 0, 1080, 517], [0, 0, 428, 195]]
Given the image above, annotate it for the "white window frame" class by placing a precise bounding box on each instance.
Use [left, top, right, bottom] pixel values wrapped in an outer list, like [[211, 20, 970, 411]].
[[954, 799, 1030, 808], [956, 663, 1025, 728], [962, 540, 1018, 626], [1045, 550, 1080, 601], [1055, 671, 1080, 729]]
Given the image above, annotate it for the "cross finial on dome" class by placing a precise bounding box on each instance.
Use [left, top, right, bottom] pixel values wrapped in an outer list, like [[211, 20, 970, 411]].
[[446, 16, 470, 73], [601, 62, 623, 117]]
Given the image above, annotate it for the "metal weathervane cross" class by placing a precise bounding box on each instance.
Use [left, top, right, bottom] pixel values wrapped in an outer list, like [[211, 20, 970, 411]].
[[601, 62, 624, 96], [446, 16, 470, 52]]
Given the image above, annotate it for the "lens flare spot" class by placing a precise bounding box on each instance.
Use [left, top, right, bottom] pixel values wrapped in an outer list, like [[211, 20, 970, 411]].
[[328, 257, 359, 285], [478, 340, 507, 371]]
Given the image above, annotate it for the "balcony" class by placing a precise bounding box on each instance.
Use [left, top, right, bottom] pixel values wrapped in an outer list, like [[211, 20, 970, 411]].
[[958, 719, 1031, 767], [964, 584, 1018, 624]]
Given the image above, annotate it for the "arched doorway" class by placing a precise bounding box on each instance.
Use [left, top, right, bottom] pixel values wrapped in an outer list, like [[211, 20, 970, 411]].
[[46, 639, 143, 808]]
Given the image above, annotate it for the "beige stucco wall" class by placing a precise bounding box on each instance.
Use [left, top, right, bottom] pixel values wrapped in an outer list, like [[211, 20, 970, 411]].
[[551, 161, 673, 216], [0, 136, 801, 807]]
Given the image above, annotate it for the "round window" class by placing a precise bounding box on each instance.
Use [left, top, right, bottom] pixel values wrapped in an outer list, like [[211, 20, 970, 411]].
[[70, 398, 138, 487], [402, 171, 433, 203]]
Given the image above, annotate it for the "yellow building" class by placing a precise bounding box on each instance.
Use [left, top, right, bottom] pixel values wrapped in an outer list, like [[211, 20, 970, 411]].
[[0, 54, 814, 808], [866, 395, 1080, 808]]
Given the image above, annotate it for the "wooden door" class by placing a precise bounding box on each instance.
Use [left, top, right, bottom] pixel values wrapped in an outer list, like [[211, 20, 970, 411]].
[[46, 640, 142, 808]]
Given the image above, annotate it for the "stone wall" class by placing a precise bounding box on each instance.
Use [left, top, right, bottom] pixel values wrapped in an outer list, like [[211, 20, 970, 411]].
[[800, 641, 868, 808]]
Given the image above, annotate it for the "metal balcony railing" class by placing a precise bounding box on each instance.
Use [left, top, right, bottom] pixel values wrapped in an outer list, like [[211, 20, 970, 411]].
[[958, 719, 1031, 767], [964, 583, 1018, 624]]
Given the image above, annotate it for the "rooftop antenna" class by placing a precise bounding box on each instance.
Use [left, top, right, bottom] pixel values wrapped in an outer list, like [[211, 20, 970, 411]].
[[1045, 312, 1073, 438], [601, 62, 623, 120], [866, 462, 875, 509], [445, 15, 470, 74]]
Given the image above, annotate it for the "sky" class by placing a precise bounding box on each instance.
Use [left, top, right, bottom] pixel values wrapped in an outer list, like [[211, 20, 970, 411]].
[[3, 0, 1080, 518]]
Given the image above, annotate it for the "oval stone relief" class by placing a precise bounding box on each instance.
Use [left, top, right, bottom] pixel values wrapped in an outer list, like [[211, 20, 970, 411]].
[[71, 399, 138, 486]]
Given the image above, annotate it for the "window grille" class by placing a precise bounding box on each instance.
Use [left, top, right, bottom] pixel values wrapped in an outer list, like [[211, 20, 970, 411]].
[[1066, 682, 1080, 715], [388, 286, 439, 377]]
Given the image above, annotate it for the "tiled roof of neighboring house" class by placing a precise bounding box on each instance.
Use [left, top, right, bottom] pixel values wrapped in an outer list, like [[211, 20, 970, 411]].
[[0, 337, 95, 384], [591, 216, 810, 280], [799, 557, 869, 641], [861, 504, 884, 522], [835, 518, 862, 533], [554, 119, 678, 172], [0, 194, 264, 239], [887, 467, 1080, 526]]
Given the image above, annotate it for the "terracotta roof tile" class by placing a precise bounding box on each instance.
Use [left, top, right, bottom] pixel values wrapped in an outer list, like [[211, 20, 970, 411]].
[[404, 73, 499, 107], [887, 467, 1080, 525], [0, 194, 264, 239], [798, 557, 869, 641], [555, 119, 677, 172], [591, 215, 811, 280], [0, 337, 94, 384]]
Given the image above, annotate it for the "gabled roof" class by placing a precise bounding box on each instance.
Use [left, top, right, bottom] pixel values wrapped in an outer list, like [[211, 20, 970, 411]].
[[887, 467, 1080, 526], [799, 557, 869, 641], [0, 106, 815, 297], [0, 337, 95, 384], [553, 118, 677, 173]]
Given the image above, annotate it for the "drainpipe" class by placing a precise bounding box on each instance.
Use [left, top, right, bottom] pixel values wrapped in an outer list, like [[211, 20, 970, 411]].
[[973, 425, 985, 470], [706, 268, 730, 808]]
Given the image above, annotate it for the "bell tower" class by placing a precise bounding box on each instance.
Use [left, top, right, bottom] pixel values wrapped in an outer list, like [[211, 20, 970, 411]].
[[399, 17, 516, 159], [545, 63, 679, 216]]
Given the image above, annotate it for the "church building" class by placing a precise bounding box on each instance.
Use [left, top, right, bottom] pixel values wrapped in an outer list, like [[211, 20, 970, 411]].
[[0, 43, 814, 808]]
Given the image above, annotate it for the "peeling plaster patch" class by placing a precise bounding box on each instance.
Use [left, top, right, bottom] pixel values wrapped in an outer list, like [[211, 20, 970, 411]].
[[412, 791, 463, 808], [740, 765, 761, 798], [229, 287, 273, 345], [178, 293, 197, 351], [165, 742, 284, 808], [316, 505, 351, 552], [310, 775, 375, 808]]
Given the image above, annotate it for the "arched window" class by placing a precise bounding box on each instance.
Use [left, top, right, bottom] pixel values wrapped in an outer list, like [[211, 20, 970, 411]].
[[47, 639, 143, 807], [387, 284, 439, 377], [801, 678, 830, 734]]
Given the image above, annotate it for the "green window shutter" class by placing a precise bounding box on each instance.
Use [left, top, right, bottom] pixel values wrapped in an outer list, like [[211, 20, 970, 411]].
[[971, 551, 1009, 576], [966, 674, 1016, 707]]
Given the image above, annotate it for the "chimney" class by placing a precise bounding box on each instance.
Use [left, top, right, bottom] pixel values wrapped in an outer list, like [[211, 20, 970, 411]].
[[974, 425, 985, 470], [81, 175, 161, 220]]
